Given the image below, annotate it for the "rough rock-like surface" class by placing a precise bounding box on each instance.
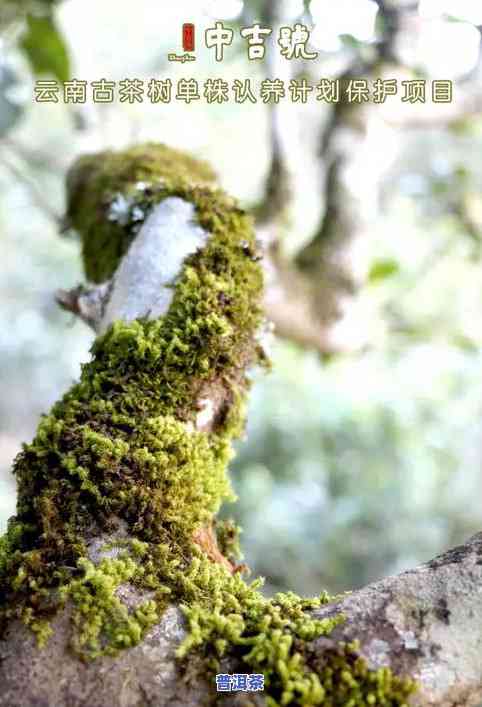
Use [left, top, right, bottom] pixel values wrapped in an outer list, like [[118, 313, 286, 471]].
[[3, 533, 482, 706], [0, 605, 212, 707], [310, 531, 482, 707]]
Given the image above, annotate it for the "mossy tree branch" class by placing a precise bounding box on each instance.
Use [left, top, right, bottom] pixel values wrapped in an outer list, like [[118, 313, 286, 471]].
[[1, 144, 481, 706]]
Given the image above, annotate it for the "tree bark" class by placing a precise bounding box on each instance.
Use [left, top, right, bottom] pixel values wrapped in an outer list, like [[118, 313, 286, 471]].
[[2, 530, 482, 705]]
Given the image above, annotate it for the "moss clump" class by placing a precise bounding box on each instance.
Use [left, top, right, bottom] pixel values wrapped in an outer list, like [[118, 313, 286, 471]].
[[175, 555, 416, 705], [312, 639, 418, 706], [176, 560, 345, 706], [214, 518, 243, 565], [0, 143, 417, 705], [60, 555, 159, 658]]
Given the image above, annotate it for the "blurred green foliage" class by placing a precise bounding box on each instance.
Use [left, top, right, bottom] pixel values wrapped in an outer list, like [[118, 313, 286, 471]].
[[1, 0, 60, 28], [368, 259, 400, 283], [0, 0, 69, 139], [20, 13, 70, 83]]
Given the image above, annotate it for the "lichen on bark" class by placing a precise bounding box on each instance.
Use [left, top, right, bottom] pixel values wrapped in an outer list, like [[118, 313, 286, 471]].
[[0, 143, 417, 706], [66, 142, 218, 284]]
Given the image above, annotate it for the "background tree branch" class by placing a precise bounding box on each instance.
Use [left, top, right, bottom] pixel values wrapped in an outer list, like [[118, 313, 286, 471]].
[[257, 0, 482, 355]]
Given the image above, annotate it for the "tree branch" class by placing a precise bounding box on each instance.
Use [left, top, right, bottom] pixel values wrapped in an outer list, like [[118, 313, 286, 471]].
[[309, 531, 482, 706], [2, 528, 482, 705]]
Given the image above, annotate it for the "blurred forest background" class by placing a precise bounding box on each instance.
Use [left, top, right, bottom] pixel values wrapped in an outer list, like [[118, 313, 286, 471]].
[[2, 0, 482, 598]]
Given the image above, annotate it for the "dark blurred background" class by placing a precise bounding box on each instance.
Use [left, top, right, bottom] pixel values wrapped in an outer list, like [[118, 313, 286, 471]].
[[2, 0, 482, 597]]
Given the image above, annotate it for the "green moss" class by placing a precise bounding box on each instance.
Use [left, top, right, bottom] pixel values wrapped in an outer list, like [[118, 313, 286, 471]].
[[60, 555, 159, 658], [0, 519, 25, 576], [0, 143, 417, 705], [176, 557, 345, 706], [310, 639, 417, 707], [214, 518, 243, 564]]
